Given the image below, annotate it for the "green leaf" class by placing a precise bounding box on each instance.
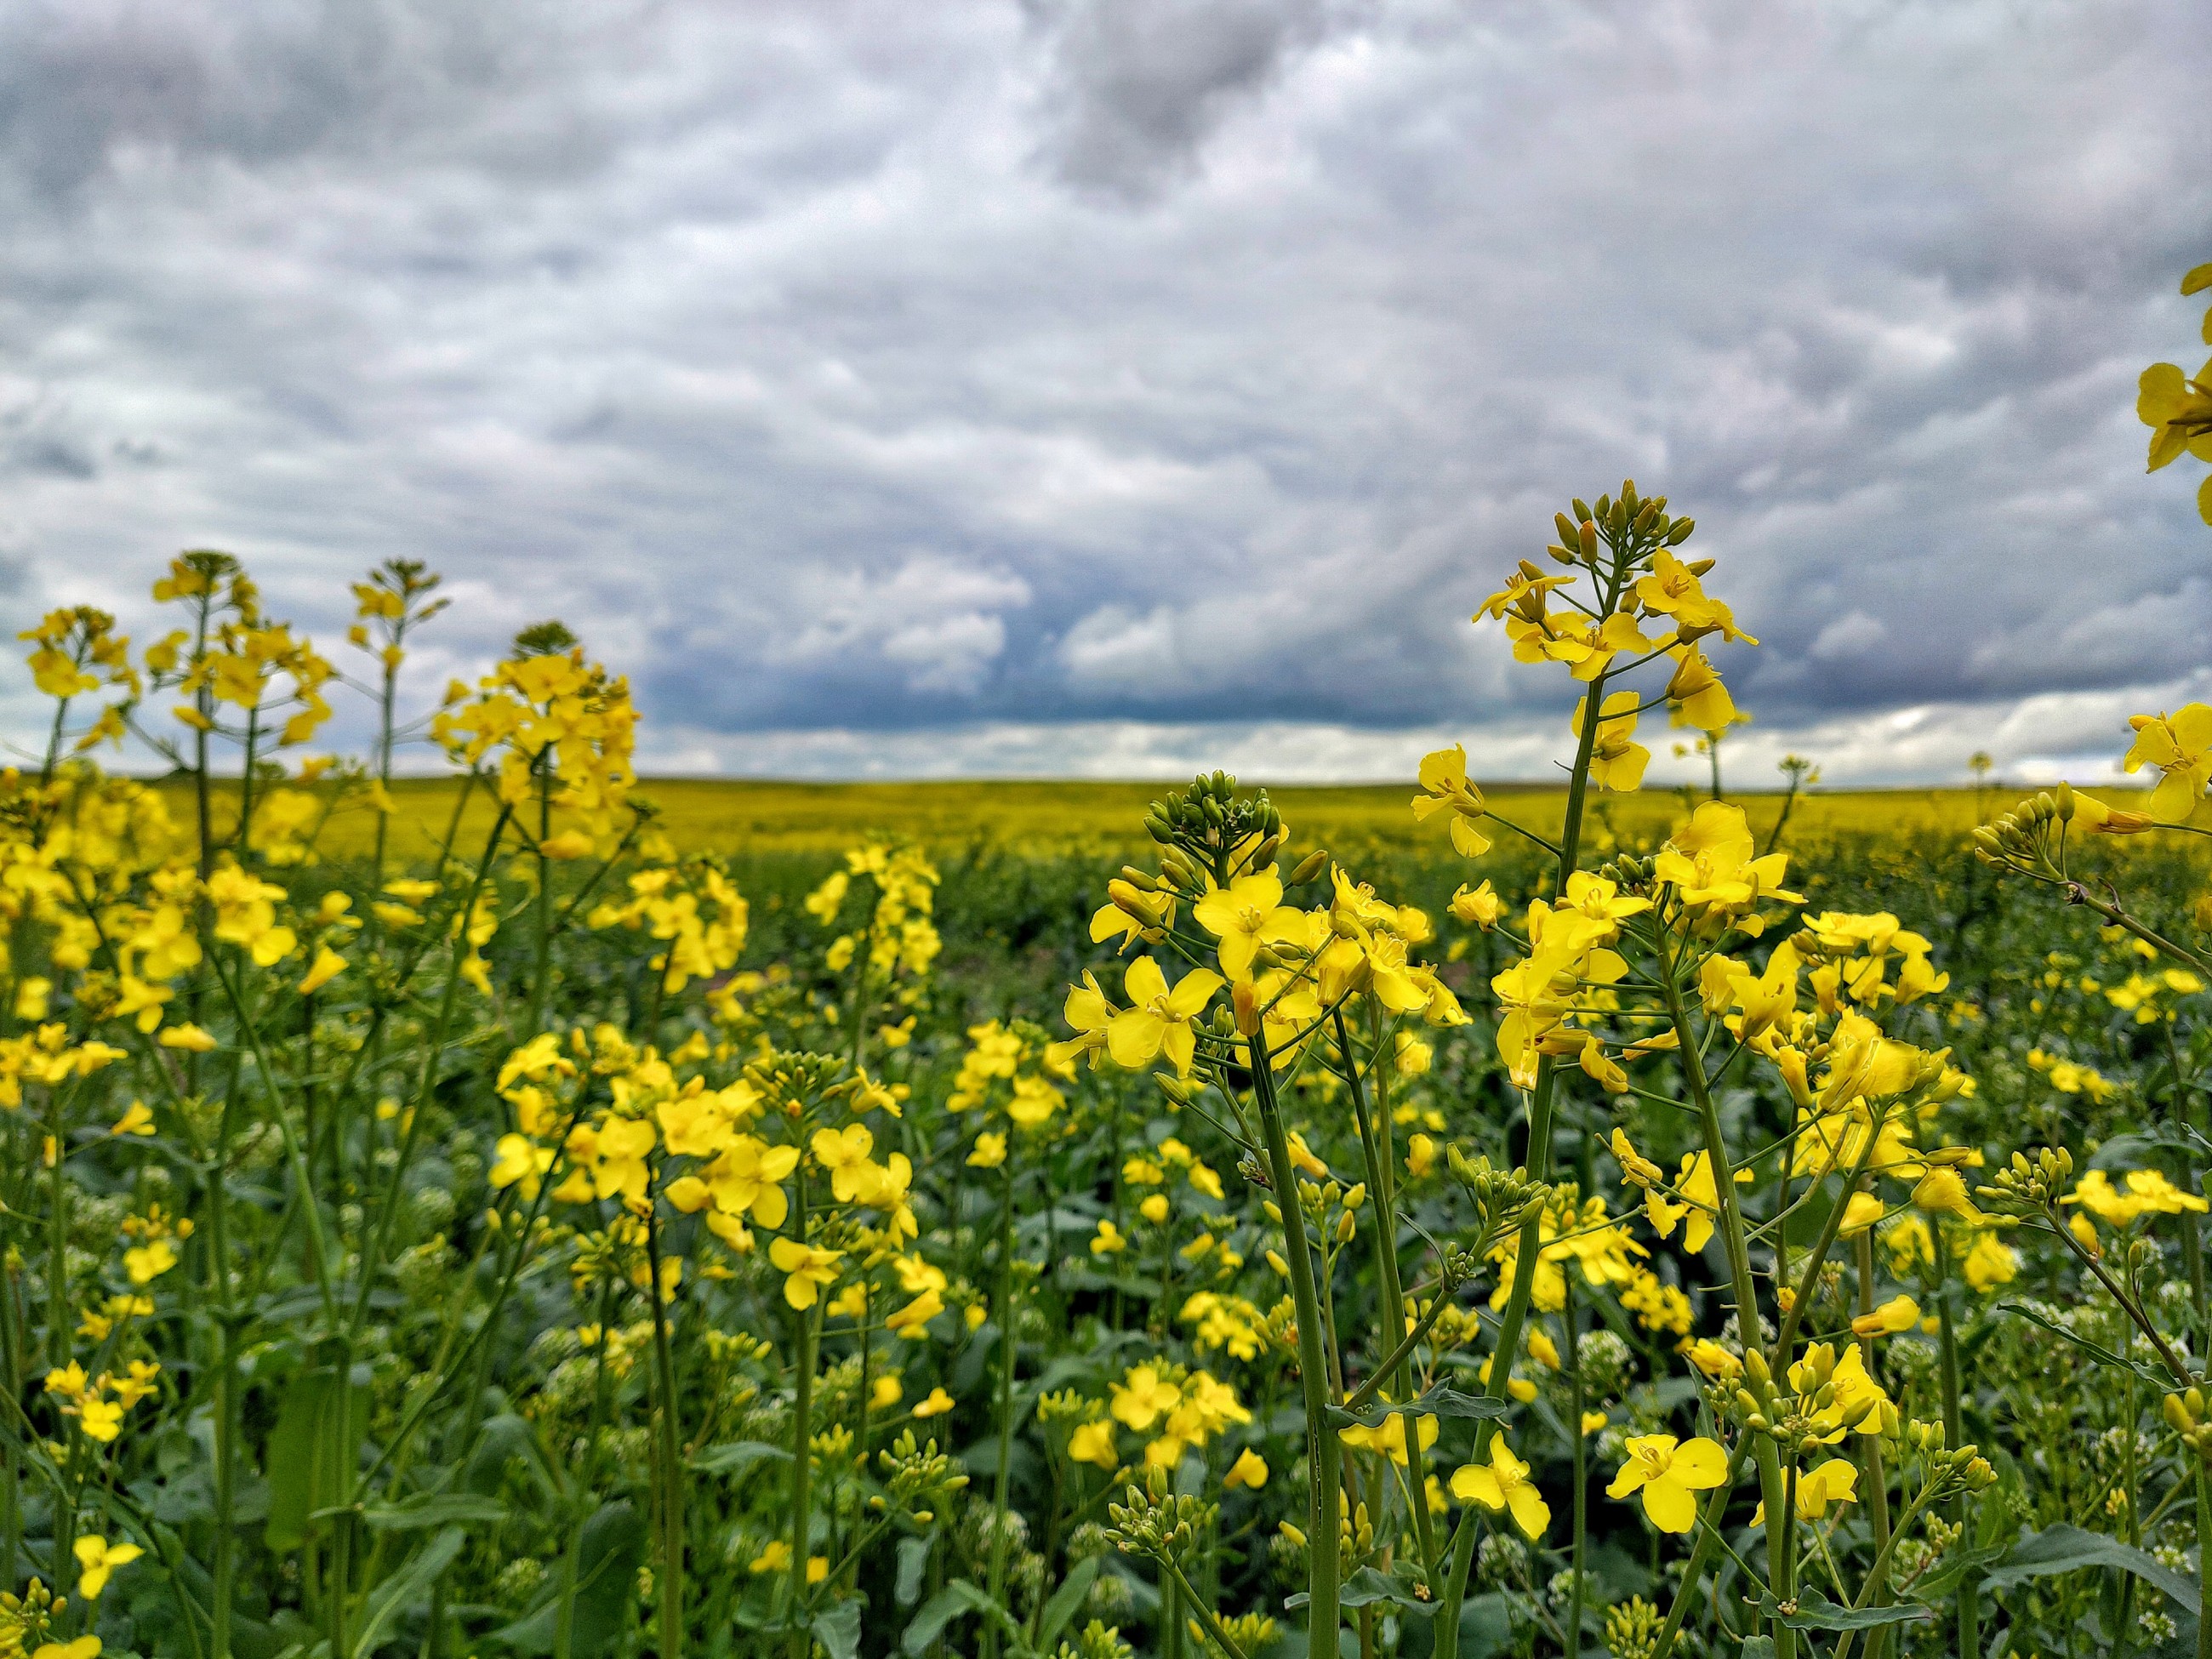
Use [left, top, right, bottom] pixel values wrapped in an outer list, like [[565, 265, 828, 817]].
[[263, 1365, 368, 1552], [1036, 1558, 1101, 1652], [1324, 1387, 1507, 1430], [1995, 1301, 2173, 1387], [489, 1501, 646, 1659], [1756, 1589, 1928, 1631], [352, 1526, 465, 1655], [894, 1536, 933, 1609], [1982, 1524, 2201, 1613], [1339, 1565, 1435, 1617], [902, 1588, 968, 1658], [810, 1601, 862, 1659], [689, 1440, 795, 1476], [360, 1493, 507, 1531]]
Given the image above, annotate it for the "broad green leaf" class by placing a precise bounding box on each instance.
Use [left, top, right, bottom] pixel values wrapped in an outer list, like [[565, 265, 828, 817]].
[[688, 1440, 794, 1476], [263, 1365, 368, 1552], [1982, 1524, 2201, 1613], [361, 1493, 507, 1531], [1036, 1558, 1102, 1651], [811, 1601, 862, 1659], [352, 1526, 464, 1655], [1325, 1387, 1507, 1430]]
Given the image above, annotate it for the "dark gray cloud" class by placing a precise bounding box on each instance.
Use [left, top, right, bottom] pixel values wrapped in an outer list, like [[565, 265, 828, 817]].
[[0, 0, 2207, 783]]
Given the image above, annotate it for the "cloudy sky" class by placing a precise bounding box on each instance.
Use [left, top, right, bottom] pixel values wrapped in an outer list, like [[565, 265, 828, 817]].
[[2, 0, 2208, 785]]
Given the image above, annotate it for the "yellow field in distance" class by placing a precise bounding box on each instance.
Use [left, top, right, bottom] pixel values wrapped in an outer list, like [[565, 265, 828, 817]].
[[168, 777, 2074, 866]]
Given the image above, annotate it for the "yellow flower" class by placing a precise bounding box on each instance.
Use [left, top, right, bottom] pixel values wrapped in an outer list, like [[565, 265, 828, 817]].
[[1451, 1437, 1550, 1539], [1110, 1365, 1182, 1433], [1193, 872, 1302, 981], [1752, 1458, 1857, 1528], [810, 1124, 880, 1203], [32, 1640, 101, 1659], [967, 1132, 1007, 1170], [1091, 1220, 1128, 1257], [1581, 1411, 1610, 1437], [1405, 1134, 1436, 1179], [1652, 802, 1800, 921], [871, 1376, 904, 1409], [299, 946, 348, 995], [807, 1556, 829, 1585], [489, 1133, 554, 1201], [1850, 1294, 1920, 1338], [1139, 1194, 1170, 1224], [110, 1101, 156, 1137], [1069, 1420, 1119, 1468], [1339, 1411, 1438, 1468], [1411, 744, 1492, 857], [72, 1535, 144, 1598], [1450, 881, 1502, 927], [2064, 1167, 2209, 1227], [1665, 647, 1736, 732], [1607, 1434, 1729, 1533], [913, 1387, 955, 1419], [1107, 957, 1223, 1075], [158, 1023, 219, 1053], [2125, 704, 2212, 820], [767, 1236, 844, 1310], [1573, 690, 1650, 793], [1224, 1448, 1270, 1490], [123, 1239, 178, 1286], [749, 1540, 792, 1574], [1634, 549, 1754, 642], [1962, 1233, 2020, 1291], [1910, 1166, 1982, 1223]]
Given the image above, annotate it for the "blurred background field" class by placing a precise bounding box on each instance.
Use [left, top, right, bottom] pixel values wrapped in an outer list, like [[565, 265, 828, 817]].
[[162, 776, 2084, 865]]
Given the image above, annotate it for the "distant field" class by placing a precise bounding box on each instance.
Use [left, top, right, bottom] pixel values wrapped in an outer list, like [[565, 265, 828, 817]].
[[160, 775, 2088, 865]]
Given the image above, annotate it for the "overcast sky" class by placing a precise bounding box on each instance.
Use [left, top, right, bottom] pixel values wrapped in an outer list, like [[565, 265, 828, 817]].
[[2, 0, 2208, 785]]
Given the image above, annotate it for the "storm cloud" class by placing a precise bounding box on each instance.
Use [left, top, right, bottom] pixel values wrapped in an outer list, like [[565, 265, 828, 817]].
[[0, 0, 2206, 784]]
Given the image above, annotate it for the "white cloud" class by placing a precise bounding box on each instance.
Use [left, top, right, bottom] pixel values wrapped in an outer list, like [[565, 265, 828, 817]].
[[0, 0, 2203, 778]]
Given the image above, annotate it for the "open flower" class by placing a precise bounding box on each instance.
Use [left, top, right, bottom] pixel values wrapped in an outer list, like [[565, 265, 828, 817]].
[[1106, 958, 1223, 1075], [1450, 1438, 1550, 1539], [2124, 704, 2212, 821], [768, 1237, 843, 1310], [1607, 1434, 1729, 1533], [73, 1536, 144, 1599]]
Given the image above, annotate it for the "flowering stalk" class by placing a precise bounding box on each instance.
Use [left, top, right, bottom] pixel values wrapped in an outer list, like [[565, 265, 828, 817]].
[[982, 1153, 1018, 1658], [1246, 1023, 1342, 1651]]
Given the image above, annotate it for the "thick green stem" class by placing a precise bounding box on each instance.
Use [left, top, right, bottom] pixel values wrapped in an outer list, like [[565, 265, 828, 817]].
[[1856, 1229, 1894, 1659], [787, 1165, 818, 1659], [1248, 1031, 1340, 1656], [1659, 939, 1790, 1658], [646, 1207, 685, 1659], [1933, 1228, 1979, 1659], [2198, 1468, 2212, 1659], [983, 1155, 1019, 1658], [1337, 1008, 1437, 1576]]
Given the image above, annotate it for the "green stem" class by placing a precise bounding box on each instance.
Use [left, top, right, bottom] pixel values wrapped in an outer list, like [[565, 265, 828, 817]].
[[645, 1206, 685, 1659], [1246, 1028, 1340, 1656], [1856, 1229, 1894, 1659], [983, 1154, 1019, 1658], [787, 1166, 818, 1659], [1933, 1227, 1978, 1659]]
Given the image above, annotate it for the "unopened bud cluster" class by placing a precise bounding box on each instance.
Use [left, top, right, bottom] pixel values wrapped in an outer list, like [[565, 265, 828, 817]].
[[1976, 1146, 2075, 1215]]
